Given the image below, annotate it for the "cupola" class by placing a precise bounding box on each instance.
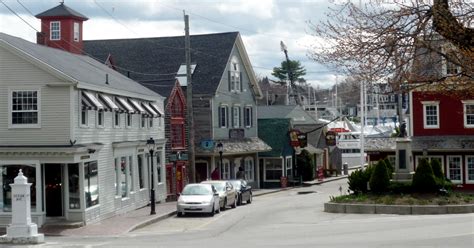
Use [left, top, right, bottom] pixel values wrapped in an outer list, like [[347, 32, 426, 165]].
[[35, 1, 88, 54]]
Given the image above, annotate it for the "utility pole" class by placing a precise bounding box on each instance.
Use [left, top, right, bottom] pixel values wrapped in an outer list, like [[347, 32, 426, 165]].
[[184, 13, 196, 183], [280, 41, 300, 105]]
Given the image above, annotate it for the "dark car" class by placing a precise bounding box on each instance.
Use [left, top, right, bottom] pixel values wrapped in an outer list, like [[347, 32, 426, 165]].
[[229, 179, 252, 206]]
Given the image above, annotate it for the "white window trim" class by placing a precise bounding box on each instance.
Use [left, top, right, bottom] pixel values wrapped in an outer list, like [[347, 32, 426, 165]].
[[233, 105, 240, 128], [465, 156, 474, 183], [415, 155, 444, 173], [50, 21, 60, 40], [219, 105, 228, 128], [244, 157, 254, 182], [222, 159, 231, 180], [447, 155, 463, 184], [244, 106, 253, 128], [421, 101, 440, 129], [148, 117, 153, 128], [462, 100, 474, 128], [96, 110, 104, 128], [140, 114, 146, 129], [114, 111, 121, 128], [126, 113, 132, 128], [230, 56, 240, 92], [73, 22, 80, 42], [264, 159, 283, 182], [8, 88, 41, 129]]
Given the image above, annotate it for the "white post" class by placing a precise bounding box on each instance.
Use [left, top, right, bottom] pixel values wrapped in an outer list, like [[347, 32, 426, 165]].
[[1, 170, 44, 244]]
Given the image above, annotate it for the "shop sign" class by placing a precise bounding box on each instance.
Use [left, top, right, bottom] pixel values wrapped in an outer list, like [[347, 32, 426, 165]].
[[325, 131, 337, 146], [289, 129, 300, 147]]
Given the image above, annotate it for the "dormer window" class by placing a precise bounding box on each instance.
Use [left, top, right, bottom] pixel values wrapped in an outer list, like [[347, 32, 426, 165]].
[[442, 44, 462, 76], [229, 56, 241, 92], [50, 21, 60, 40]]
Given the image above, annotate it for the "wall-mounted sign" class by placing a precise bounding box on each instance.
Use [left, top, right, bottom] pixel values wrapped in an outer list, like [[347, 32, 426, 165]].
[[80, 155, 90, 160], [200, 139, 214, 150], [289, 129, 300, 147]]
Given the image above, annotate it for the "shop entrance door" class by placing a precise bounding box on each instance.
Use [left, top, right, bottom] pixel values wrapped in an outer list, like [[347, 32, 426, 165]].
[[45, 164, 63, 217], [195, 162, 208, 182]]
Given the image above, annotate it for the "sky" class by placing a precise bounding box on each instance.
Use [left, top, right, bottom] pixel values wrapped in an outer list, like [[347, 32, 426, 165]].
[[0, 0, 344, 89]]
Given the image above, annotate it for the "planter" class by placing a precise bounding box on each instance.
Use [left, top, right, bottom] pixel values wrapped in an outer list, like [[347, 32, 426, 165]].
[[375, 204, 411, 215], [345, 203, 375, 214]]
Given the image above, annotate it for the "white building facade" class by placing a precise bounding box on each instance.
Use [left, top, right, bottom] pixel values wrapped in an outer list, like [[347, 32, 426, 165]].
[[0, 33, 166, 227]]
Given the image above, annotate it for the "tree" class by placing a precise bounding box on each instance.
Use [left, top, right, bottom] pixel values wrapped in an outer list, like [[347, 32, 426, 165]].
[[308, 0, 473, 95], [272, 60, 307, 85]]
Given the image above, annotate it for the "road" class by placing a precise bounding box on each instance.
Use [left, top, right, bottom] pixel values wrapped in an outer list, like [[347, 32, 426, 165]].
[[23, 180, 474, 247]]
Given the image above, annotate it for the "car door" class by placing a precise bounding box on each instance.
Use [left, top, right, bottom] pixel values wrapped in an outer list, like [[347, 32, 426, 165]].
[[211, 185, 220, 210], [226, 182, 236, 203], [241, 180, 249, 201]]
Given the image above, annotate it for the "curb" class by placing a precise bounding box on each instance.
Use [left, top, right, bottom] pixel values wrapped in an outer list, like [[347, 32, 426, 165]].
[[324, 202, 474, 215], [303, 175, 348, 186], [128, 211, 177, 233]]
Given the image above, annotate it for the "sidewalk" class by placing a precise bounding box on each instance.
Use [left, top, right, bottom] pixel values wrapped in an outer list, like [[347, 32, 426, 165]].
[[28, 188, 287, 237]]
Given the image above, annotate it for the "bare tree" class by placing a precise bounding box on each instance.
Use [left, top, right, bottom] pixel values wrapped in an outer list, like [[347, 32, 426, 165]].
[[308, 0, 473, 95]]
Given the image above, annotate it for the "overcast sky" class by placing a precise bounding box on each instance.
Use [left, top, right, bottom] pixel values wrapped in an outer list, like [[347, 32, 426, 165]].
[[0, 0, 345, 89]]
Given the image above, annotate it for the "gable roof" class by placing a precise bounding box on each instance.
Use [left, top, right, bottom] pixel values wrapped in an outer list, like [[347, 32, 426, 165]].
[[257, 105, 321, 125], [258, 118, 293, 157], [35, 3, 88, 20], [84, 32, 239, 95], [0, 32, 159, 100]]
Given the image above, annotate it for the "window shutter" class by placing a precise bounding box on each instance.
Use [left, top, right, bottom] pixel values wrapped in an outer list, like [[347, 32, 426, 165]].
[[231, 107, 235, 128], [240, 72, 243, 92], [228, 71, 232, 91], [218, 106, 222, 127], [226, 106, 230, 128], [239, 107, 242, 127], [244, 107, 248, 127]]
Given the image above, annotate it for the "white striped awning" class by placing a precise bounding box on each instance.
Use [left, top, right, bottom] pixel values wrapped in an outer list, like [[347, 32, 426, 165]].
[[129, 99, 146, 114], [82, 91, 104, 110], [99, 94, 119, 111], [142, 102, 159, 117], [150, 103, 163, 117], [116, 97, 135, 113]]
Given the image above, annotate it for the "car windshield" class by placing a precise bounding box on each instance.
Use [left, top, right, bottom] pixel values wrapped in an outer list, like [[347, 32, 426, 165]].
[[181, 185, 212, 195], [203, 182, 225, 192], [230, 181, 241, 189]]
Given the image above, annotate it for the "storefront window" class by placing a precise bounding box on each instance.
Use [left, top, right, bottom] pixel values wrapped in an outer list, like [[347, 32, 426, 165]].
[[84, 161, 99, 208], [0, 165, 36, 212], [121, 157, 128, 198], [68, 163, 80, 209], [138, 155, 144, 189], [265, 159, 282, 181]]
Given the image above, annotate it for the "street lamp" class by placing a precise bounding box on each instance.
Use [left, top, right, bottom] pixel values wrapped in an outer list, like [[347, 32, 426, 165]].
[[216, 142, 224, 179], [146, 137, 156, 215]]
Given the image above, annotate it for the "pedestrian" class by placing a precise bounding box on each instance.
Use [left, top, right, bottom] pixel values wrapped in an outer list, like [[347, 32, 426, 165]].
[[211, 167, 220, 180], [236, 166, 245, 179]]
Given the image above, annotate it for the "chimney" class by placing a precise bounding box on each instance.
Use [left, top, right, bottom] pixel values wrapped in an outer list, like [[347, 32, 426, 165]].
[[36, 32, 46, 46]]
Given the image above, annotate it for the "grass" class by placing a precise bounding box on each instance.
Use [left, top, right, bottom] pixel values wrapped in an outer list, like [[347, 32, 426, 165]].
[[329, 192, 474, 205]]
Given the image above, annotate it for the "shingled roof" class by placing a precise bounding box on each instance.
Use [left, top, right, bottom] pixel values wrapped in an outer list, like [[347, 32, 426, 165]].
[[258, 118, 293, 158], [35, 3, 88, 20], [84, 32, 239, 95]]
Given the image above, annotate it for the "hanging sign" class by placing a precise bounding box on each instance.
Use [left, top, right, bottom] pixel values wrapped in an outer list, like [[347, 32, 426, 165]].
[[325, 131, 337, 146], [289, 129, 301, 147]]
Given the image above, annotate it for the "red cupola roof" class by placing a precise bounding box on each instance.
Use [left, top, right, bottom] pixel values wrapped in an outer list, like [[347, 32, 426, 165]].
[[35, 3, 88, 21]]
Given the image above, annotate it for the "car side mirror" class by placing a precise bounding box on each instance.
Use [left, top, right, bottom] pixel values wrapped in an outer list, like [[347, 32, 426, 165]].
[[214, 193, 219, 196]]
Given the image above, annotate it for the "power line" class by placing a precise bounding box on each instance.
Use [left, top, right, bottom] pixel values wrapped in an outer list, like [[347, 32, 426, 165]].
[[0, 0, 38, 33]]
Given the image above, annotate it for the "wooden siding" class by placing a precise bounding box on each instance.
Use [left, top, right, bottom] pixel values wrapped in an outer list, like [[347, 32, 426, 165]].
[[193, 94, 212, 142], [0, 46, 71, 145], [412, 92, 474, 136]]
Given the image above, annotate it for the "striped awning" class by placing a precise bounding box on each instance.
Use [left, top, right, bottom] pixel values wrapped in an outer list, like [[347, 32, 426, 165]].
[[150, 103, 163, 117], [99, 94, 119, 111], [116, 97, 135, 113], [142, 102, 159, 117], [82, 91, 104, 110], [129, 99, 146, 114]]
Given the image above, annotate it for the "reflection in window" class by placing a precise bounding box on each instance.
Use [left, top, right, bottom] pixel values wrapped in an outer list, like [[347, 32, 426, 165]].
[[68, 163, 80, 209], [121, 157, 128, 198], [84, 161, 99, 208], [1, 165, 36, 212], [265, 160, 282, 180]]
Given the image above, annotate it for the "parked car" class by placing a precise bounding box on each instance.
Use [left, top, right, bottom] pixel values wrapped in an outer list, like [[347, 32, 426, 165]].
[[201, 180, 237, 211], [229, 179, 252, 205], [176, 183, 220, 217]]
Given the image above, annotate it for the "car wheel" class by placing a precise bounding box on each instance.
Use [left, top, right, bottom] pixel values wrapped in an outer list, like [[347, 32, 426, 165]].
[[221, 198, 227, 211], [232, 196, 237, 208], [247, 193, 252, 204], [209, 206, 215, 217], [177, 212, 183, 217]]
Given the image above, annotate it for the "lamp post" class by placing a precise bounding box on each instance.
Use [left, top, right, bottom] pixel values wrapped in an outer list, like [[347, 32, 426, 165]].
[[146, 137, 156, 215], [217, 142, 224, 179]]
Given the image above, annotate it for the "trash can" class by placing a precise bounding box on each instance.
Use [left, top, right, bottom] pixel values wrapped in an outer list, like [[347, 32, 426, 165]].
[[343, 163, 348, 175], [280, 176, 288, 188]]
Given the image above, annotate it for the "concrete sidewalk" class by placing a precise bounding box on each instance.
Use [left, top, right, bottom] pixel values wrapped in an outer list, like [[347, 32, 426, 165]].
[[33, 188, 287, 237]]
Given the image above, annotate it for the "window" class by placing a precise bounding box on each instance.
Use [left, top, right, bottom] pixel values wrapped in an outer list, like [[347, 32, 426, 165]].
[[137, 155, 145, 189], [244, 157, 254, 181], [219, 105, 228, 128], [114, 111, 120, 127], [84, 161, 99, 208], [447, 156, 462, 184], [156, 155, 162, 183], [171, 96, 184, 117], [73, 22, 80, 41], [171, 124, 185, 148], [119, 157, 129, 198], [81, 109, 88, 127], [126, 113, 132, 128], [422, 101, 439, 128], [149, 117, 153, 128], [0, 165, 36, 212], [68, 163, 80, 209], [265, 159, 282, 181], [416, 156, 444, 173], [129, 156, 134, 192], [229, 57, 241, 92], [141, 114, 146, 128], [286, 157, 292, 178], [466, 156, 474, 183], [97, 110, 104, 127], [463, 101, 474, 128], [221, 159, 231, 179], [244, 106, 253, 128], [10, 90, 40, 127], [232, 106, 240, 128], [50, 21, 60, 40]]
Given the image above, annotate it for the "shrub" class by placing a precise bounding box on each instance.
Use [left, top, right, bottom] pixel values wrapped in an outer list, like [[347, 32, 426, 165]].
[[388, 181, 412, 194], [431, 159, 444, 180], [412, 158, 437, 193], [348, 169, 366, 194], [384, 157, 394, 179], [369, 160, 390, 193]]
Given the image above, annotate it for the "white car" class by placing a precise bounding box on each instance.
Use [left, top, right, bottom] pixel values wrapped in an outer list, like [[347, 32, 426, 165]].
[[177, 184, 220, 217], [201, 180, 237, 211]]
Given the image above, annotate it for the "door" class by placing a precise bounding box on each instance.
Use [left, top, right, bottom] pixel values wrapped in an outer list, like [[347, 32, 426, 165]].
[[45, 164, 63, 217], [195, 162, 208, 183]]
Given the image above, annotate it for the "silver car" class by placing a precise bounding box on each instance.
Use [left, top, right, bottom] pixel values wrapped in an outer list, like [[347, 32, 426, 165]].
[[177, 183, 220, 217], [201, 180, 237, 211]]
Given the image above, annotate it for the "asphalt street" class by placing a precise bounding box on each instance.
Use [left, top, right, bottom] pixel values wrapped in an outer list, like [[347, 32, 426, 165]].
[[14, 180, 474, 248]]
